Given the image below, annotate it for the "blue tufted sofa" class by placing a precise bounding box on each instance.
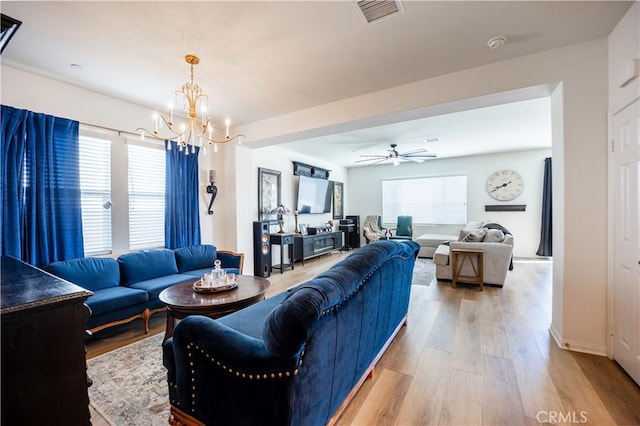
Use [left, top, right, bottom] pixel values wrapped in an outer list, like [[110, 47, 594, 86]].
[[45, 245, 243, 334], [163, 240, 419, 426]]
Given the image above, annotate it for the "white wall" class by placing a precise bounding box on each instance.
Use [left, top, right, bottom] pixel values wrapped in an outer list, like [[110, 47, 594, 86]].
[[0, 65, 221, 253], [236, 39, 610, 354], [0, 35, 615, 354], [348, 148, 551, 257], [237, 145, 347, 273]]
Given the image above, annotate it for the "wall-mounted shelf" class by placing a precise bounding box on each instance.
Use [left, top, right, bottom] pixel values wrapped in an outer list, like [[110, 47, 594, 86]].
[[292, 161, 330, 179], [485, 204, 526, 212]]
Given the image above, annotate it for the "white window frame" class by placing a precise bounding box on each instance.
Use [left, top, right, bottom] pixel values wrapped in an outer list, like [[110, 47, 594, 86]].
[[78, 126, 167, 255]]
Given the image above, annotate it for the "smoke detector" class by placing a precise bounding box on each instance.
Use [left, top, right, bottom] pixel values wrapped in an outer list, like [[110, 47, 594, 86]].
[[487, 36, 507, 50]]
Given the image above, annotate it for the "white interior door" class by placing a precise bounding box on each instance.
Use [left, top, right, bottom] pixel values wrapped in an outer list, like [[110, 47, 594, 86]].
[[612, 99, 640, 386]]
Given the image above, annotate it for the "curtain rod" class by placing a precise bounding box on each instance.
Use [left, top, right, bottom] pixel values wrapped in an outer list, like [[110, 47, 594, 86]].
[[79, 121, 164, 142]]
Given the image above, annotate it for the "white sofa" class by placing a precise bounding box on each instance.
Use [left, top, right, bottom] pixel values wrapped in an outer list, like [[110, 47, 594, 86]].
[[415, 233, 459, 258], [434, 234, 514, 287]]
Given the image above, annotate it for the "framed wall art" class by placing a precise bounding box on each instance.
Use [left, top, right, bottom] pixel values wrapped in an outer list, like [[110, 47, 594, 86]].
[[258, 168, 281, 223], [333, 181, 343, 220]]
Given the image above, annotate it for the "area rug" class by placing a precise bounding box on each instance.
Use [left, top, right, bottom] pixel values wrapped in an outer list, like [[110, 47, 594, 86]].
[[88, 259, 435, 425], [412, 257, 435, 286], [87, 332, 169, 426]]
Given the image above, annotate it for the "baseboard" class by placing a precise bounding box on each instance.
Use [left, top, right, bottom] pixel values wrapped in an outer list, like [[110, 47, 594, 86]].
[[548, 326, 607, 356]]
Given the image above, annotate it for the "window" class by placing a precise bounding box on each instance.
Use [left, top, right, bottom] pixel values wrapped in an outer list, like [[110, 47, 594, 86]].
[[128, 143, 165, 250], [79, 136, 112, 255], [382, 175, 467, 225]]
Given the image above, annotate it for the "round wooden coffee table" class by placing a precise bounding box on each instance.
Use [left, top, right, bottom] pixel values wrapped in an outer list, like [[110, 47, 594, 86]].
[[159, 275, 270, 342]]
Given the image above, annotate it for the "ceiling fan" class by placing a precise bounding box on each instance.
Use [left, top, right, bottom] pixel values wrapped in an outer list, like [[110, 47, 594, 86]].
[[356, 143, 437, 166]]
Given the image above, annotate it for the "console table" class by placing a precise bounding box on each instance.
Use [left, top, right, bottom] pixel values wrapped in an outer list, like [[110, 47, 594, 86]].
[[293, 231, 343, 264], [1, 256, 93, 425], [270, 233, 295, 273]]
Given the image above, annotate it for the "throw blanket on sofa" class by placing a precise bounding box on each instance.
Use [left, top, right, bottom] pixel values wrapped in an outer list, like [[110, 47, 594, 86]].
[[483, 223, 514, 270]]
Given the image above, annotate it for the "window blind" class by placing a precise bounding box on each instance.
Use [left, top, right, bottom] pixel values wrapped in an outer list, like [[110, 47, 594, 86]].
[[79, 136, 112, 255], [382, 175, 467, 225], [128, 143, 165, 250]]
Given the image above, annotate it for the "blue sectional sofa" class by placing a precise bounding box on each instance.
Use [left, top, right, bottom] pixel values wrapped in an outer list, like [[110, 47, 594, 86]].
[[45, 245, 244, 334], [163, 240, 419, 426]]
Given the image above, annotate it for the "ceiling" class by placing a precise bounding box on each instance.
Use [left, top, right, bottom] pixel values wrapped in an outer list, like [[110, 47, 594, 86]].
[[1, 1, 632, 167]]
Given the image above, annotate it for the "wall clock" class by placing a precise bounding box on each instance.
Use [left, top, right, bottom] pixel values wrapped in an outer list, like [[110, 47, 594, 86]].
[[486, 169, 524, 201]]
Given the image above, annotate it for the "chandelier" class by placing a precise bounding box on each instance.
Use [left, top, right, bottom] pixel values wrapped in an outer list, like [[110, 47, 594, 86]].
[[136, 54, 244, 155]]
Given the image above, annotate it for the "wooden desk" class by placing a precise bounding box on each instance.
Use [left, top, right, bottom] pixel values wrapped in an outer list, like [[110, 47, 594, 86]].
[[270, 233, 295, 273], [451, 248, 484, 291]]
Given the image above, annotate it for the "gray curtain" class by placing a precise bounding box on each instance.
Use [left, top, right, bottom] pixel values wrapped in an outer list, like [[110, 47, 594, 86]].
[[536, 157, 552, 256]]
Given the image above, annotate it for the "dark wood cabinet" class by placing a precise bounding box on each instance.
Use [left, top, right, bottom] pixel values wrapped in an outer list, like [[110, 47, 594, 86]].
[[1, 256, 93, 425], [294, 232, 344, 264]]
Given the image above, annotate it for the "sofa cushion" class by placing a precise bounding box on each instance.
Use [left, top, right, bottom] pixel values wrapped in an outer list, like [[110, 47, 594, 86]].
[[462, 229, 487, 242], [464, 220, 484, 230], [129, 273, 194, 300], [484, 229, 505, 242], [45, 257, 120, 292], [263, 287, 325, 359], [87, 286, 148, 316], [174, 245, 217, 273], [218, 291, 289, 339], [118, 249, 179, 285]]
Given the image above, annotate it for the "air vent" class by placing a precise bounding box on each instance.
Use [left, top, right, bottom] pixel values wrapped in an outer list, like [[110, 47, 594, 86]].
[[1, 14, 22, 54], [356, 0, 404, 24]]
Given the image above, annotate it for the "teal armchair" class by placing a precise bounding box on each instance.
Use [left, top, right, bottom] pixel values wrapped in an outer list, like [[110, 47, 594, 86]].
[[389, 215, 413, 240]]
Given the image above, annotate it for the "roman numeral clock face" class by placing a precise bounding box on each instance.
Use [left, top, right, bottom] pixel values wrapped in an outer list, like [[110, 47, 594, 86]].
[[486, 169, 524, 201]]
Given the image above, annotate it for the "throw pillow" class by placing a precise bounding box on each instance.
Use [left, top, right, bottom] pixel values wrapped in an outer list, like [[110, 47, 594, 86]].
[[484, 229, 505, 242], [458, 230, 470, 241], [464, 220, 484, 231], [462, 228, 487, 242]]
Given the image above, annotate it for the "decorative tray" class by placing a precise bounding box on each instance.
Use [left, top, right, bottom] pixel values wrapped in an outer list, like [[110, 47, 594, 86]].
[[193, 279, 238, 294]]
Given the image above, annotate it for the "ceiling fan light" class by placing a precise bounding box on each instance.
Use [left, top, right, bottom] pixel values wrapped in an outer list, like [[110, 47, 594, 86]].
[[393, 158, 400, 167]]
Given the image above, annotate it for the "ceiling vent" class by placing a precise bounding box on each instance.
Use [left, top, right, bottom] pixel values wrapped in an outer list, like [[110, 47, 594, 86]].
[[355, 0, 404, 24], [1, 14, 22, 54]]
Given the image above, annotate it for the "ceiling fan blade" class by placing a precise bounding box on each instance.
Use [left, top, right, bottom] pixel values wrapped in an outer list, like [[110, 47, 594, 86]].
[[402, 153, 438, 158], [398, 148, 428, 156], [405, 157, 426, 163], [358, 154, 387, 158], [355, 156, 386, 163], [367, 158, 389, 166]]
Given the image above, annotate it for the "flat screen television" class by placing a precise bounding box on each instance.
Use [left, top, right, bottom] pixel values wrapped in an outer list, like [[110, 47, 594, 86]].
[[296, 175, 333, 214]]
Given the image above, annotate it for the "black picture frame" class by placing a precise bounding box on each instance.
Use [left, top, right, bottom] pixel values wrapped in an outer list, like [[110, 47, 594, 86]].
[[258, 168, 281, 223], [333, 181, 344, 220]]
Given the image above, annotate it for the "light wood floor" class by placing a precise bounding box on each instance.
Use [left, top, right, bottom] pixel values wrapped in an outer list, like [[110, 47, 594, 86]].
[[87, 251, 640, 425]]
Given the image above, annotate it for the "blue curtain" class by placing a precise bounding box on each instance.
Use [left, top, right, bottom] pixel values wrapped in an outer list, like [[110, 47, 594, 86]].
[[165, 140, 201, 249], [1, 105, 84, 267], [536, 157, 552, 257]]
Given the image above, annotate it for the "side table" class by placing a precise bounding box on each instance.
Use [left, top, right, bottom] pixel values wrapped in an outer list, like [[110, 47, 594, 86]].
[[451, 248, 484, 291], [270, 233, 295, 274]]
